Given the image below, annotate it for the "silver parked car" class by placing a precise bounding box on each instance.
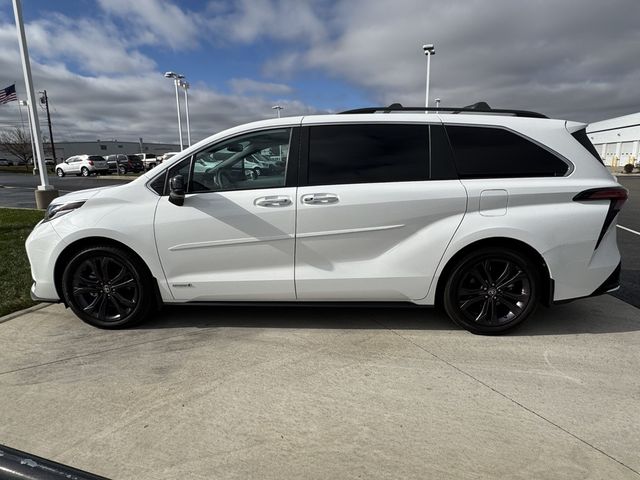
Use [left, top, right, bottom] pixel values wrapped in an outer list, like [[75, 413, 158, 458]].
[[56, 155, 109, 177]]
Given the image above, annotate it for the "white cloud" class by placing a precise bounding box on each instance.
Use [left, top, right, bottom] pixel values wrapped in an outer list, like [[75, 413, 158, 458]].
[[229, 78, 293, 95], [96, 0, 204, 50]]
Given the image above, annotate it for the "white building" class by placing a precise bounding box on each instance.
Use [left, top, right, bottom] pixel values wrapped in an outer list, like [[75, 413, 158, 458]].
[[587, 113, 640, 167]]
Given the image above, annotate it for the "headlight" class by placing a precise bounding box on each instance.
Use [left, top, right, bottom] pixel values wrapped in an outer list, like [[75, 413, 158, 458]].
[[43, 201, 86, 223]]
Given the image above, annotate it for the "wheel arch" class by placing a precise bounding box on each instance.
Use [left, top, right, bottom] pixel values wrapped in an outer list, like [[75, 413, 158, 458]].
[[434, 237, 553, 308], [53, 236, 162, 309]]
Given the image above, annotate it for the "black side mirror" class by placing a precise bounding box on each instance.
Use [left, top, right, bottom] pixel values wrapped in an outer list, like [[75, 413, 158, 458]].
[[169, 174, 185, 206]]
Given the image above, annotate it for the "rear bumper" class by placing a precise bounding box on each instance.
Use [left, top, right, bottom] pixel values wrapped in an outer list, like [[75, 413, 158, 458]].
[[554, 261, 621, 305]]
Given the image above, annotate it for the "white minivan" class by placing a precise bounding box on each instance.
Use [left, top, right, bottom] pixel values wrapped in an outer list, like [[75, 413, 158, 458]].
[[27, 105, 627, 334]]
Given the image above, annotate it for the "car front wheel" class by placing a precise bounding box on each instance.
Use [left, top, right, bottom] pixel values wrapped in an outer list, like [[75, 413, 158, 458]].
[[119, 166, 127, 175], [442, 247, 539, 335], [61, 246, 154, 328], [56, 168, 65, 177]]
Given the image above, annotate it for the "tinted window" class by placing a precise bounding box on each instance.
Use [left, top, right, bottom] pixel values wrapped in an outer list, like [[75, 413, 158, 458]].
[[308, 124, 428, 185], [446, 125, 568, 178], [88, 156, 104, 161]]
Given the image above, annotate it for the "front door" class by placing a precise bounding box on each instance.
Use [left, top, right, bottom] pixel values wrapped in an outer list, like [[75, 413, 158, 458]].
[[154, 128, 297, 301]]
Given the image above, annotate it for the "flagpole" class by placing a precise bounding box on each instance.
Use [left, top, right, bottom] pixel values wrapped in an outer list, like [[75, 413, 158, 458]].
[[12, 0, 58, 208]]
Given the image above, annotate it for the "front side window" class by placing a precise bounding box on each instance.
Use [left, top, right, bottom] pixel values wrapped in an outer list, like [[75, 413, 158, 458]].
[[190, 128, 291, 193], [445, 125, 569, 178], [307, 124, 428, 186]]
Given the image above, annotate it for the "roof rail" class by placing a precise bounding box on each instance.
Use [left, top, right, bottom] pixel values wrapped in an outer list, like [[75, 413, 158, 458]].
[[339, 103, 548, 119]]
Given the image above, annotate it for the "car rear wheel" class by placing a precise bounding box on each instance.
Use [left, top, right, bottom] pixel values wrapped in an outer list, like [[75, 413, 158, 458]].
[[61, 246, 154, 328], [81, 167, 90, 177], [56, 168, 65, 177], [442, 247, 539, 335]]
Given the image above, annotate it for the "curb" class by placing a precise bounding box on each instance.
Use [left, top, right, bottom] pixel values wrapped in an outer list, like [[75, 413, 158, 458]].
[[0, 303, 52, 324]]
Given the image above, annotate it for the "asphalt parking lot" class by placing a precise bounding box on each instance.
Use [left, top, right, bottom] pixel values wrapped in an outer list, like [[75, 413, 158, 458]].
[[1, 171, 639, 479], [1, 297, 639, 479]]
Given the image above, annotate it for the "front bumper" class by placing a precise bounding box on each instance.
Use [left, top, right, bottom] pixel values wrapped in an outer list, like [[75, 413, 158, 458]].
[[25, 221, 64, 301]]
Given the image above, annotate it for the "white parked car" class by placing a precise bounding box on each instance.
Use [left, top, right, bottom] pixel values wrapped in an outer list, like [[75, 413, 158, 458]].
[[27, 104, 627, 334], [56, 155, 108, 177], [136, 153, 160, 170]]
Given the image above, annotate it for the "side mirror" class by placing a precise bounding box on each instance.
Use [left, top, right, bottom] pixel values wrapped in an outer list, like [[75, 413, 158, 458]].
[[168, 174, 185, 206]]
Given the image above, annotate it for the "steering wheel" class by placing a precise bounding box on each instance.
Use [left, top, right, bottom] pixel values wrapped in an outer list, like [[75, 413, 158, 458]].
[[215, 169, 233, 189]]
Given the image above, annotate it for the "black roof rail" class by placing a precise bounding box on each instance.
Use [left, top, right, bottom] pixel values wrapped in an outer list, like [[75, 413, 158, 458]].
[[339, 103, 548, 119]]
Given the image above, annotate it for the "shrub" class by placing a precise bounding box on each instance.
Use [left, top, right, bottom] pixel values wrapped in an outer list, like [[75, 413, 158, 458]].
[[623, 163, 634, 173]]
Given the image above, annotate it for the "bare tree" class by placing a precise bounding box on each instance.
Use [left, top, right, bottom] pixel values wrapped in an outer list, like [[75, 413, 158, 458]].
[[0, 127, 33, 169]]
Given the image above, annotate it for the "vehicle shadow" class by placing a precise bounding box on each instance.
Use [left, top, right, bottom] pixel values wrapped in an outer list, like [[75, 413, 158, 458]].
[[137, 296, 640, 336]]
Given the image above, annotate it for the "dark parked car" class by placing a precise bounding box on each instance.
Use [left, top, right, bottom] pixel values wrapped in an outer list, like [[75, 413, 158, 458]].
[[105, 154, 144, 174]]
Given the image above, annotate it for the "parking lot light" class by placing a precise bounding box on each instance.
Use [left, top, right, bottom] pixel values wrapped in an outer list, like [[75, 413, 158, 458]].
[[180, 80, 191, 147], [272, 105, 283, 118], [422, 44, 435, 110], [164, 71, 185, 150]]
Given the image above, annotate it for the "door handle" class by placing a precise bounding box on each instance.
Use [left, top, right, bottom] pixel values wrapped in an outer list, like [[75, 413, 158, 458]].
[[301, 193, 339, 205], [254, 195, 292, 207]]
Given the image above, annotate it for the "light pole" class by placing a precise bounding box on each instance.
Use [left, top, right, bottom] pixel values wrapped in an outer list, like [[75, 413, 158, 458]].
[[179, 80, 191, 147], [272, 105, 283, 118], [164, 71, 184, 150], [13, 0, 57, 207], [435, 98, 441, 108], [422, 44, 435, 110]]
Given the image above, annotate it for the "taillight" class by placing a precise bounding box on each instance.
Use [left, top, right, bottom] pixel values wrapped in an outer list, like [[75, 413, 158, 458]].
[[573, 187, 628, 248], [88, 160, 94, 166]]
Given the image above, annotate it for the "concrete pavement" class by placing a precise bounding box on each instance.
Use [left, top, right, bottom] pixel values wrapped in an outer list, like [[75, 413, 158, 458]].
[[1, 296, 639, 479]]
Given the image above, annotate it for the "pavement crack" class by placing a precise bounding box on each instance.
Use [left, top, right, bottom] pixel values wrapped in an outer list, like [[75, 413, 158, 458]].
[[380, 324, 640, 478], [0, 331, 199, 377]]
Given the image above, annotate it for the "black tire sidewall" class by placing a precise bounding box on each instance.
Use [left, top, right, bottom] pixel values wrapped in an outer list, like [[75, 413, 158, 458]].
[[81, 167, 89, 177], [443, 248, 539, 335], [61, 246, 152, 328]]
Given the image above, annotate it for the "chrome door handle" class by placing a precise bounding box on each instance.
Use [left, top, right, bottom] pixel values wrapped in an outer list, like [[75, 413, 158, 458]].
[[301, 193, 339, 205], [254, 195, 292, 207]]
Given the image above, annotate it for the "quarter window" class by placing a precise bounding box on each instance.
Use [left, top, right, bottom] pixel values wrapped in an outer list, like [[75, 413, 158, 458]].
[[307, 124, 428, 185], [445, 125, 569, 178]]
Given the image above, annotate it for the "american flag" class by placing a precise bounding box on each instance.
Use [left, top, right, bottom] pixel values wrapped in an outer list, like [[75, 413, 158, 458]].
[[0, 84, 17, 104]]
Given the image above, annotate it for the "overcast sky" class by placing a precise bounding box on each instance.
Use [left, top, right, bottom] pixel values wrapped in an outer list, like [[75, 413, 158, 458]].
[[0, 0, 639, 145]]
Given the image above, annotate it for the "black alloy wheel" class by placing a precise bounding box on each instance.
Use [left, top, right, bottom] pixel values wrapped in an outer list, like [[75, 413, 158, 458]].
[[443, 247, 539, 335], [81, 167, 90, 177], [61, 246, 154, 328]]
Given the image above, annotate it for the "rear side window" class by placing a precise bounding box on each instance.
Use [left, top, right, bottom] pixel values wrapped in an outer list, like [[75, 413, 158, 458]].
[[572, 128, 603, 164], [308, 124, 428, 185], [446, 125, 569, 178]]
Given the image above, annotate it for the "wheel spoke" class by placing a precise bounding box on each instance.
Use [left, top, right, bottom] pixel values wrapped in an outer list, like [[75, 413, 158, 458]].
[[489, 298, 497, 323], [459, 287, 484, 297], [96, 294, 108, 320], [112, 278, 135, 290], [474, 299, 490, 323], [112, 291, 135, 307], [469, 266, 489, 287], [82, 294, 101, 313], [481, 260, 494, 284], [460, 295, 485, 310], [494, 262, 512, 285], [109, 296, 125, 317], [88, 259, 103, 282], [73, 286, 98, 295], [110, 266, 127, 285], [496, 270, 525, 290], [498, 296, 523, 316]]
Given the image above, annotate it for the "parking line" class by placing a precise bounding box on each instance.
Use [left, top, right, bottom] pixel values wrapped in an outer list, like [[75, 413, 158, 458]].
[[617, 225, 640, 236]]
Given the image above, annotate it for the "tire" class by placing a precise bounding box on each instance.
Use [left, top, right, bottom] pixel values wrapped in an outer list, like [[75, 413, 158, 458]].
[[61, 245, 155, 328], [56, 168, 65, 177], [81, 167, 90, 177], [442, 247, 539, 335], [253, 167, 261, 177], [119, 166, 127, 175]]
